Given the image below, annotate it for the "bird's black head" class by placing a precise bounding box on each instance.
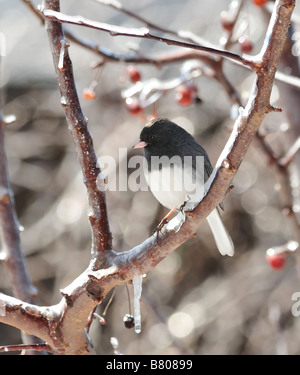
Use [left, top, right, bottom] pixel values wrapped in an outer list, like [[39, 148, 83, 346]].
[[136, 118, 193, 158]]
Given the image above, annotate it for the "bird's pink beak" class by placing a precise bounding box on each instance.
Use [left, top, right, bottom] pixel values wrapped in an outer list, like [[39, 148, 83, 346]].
[[133, 140, 147, 149]]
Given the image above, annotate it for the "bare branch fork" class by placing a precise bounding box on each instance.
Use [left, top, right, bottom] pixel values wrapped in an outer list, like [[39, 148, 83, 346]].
[[0, 0, 295, 354]]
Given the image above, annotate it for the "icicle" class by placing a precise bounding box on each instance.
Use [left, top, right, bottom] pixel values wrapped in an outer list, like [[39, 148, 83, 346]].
[[132, 275, 143, 334], [110, 337, 122, 355], [58, 39, 69, 71]]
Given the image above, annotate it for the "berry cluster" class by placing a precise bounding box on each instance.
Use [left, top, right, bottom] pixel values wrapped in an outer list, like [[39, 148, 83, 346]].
[[82, 0, 270, 113], [121, 65, 201, 116], [220, 2, 255, 54]]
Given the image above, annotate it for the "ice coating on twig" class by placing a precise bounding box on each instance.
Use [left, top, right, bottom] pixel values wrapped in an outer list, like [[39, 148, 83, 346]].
[[58, 39, 69, 71], [110, 337, 122, 355], [132, 275, 143, 334]]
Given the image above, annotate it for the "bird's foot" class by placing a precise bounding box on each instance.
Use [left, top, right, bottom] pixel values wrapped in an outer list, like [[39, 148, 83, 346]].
[[155, 207, 177, 245]]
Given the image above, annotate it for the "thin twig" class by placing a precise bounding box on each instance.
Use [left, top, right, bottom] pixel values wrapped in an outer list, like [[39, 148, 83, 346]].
[[103, 288, 116, 316], [125, 284, 132, 316], [279, 136, 300, 167], [222, 0, 245, 50], [94, 0, 212, 46], [22, 0, 44, 23], [255, 133, 300, 244], [42, 9, 256, 70]]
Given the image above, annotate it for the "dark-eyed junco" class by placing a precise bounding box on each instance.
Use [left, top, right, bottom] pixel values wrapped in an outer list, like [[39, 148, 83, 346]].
[[133, 117, 234, 256]]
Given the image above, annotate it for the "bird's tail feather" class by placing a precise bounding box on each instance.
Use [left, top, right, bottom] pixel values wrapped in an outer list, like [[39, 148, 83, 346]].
[[206, 208, 234, 256]]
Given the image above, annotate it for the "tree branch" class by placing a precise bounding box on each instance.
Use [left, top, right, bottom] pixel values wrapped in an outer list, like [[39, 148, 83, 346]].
[[41, 8, 256, 70], [22, 0, 300, 89], [43, 0, 112, 264], [94, 0, 215, 47], [0, 343, 51, 353], [0, 54, 45, 353], [0, 120, 37, 303]]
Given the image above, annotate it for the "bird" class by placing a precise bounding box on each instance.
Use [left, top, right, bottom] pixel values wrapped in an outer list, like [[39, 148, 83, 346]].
[[133, 117, 234, 257]]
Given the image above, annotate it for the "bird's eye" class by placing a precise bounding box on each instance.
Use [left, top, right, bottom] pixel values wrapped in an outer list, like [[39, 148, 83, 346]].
[[150, 135, 156, 142]]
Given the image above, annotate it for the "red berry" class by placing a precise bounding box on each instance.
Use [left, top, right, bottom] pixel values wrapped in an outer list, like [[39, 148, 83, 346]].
[[83, 88, 96, 100], [176, 84, 198, 107], [127, 65, 141, 83], [125, 97, 142, 115], [220, 11, 235, 32], [266, 249, 286, 270], [253, 0, 268, 7], [239, 37, 253, 53]]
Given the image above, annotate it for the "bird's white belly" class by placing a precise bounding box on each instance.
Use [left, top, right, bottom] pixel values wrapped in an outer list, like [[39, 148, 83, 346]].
[[144, 162, 205, 210]]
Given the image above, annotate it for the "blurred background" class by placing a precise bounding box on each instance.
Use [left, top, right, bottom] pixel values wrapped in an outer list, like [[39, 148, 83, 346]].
[[1, 0, 300, 355]]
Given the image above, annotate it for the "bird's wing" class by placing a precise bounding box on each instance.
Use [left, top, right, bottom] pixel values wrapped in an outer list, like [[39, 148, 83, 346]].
[[188, 141, 213, 181]]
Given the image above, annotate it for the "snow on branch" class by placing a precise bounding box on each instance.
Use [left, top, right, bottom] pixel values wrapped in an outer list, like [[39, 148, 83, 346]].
[[41, 8, 256, 70]]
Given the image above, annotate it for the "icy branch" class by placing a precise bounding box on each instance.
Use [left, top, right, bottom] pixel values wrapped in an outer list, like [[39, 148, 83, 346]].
[[42, 9, 255, 70], [132, 275, 143, 334]]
